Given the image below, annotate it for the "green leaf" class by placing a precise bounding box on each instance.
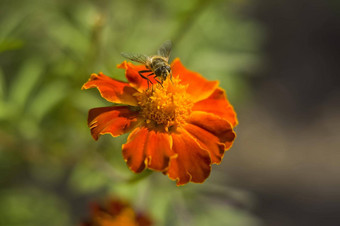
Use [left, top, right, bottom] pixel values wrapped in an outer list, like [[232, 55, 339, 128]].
[[28, 80, 68, 122], [0, 187, 71, 226], [68, 159, 111, 194], [0, 68, 8, 119], [193, 204, 261, 226], [0, 39, 24, 53], [0, 67, 5, 102], [8, 58, 44, 110]]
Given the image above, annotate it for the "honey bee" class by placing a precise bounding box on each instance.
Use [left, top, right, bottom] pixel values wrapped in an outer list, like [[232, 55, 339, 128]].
[[121, 40, 172, 89]]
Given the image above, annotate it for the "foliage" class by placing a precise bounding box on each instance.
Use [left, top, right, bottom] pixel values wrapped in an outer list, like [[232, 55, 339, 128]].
[[0, 0, 262, 225]]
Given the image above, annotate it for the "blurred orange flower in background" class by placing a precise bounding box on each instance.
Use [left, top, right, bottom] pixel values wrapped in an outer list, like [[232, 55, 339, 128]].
[[81, 199, 152, 226], [82, 58, 237, 185]]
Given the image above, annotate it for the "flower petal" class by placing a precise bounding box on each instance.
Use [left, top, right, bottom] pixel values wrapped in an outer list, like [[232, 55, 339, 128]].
[[167, 128, 211, 185], [82, 72, 138, 106], [171, 58, 219, 102], [88, 106, 139, 140], [122, 127, 148, 173], [187, 111, 236, 152], [144, 130, 174, 171], [117, 61, 159, 91], [192, 88, 238, 127], [122, 127, 174, 172], [184, 123, 225, 164]]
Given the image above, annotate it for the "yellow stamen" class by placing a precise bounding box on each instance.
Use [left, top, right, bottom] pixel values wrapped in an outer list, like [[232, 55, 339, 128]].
[[135, 77, 193, 132]]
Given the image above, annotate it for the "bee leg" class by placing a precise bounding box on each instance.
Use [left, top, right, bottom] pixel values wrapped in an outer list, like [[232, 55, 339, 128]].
[[169, 71, 173, 84], [155, 78, 162, 85], [146, 73, 162, 87], [138, 70, 153, 90], [146, 72, 157, 90], [152, 74, 163, 87], [155, 78, 163, 87], [146, 73, 155, 77], [148, 79, 155, 90]]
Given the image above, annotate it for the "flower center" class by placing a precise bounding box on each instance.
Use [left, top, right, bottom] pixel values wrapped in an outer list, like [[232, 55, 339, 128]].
[[135, 77, 193, 132]]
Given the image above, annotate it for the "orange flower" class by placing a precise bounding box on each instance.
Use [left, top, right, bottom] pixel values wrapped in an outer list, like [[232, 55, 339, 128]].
[[81, 199, 152, 226], [82, 58, 237, 185]]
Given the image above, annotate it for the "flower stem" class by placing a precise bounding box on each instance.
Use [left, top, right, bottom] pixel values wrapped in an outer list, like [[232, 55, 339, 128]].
[[127, 169, 153, 184]]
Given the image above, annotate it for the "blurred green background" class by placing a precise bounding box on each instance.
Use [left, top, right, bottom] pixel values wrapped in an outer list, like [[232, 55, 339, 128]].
[[0, 0, 339, 225]]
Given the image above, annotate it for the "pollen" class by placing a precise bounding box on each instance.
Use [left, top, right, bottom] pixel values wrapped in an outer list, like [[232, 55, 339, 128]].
[[135, 77, 193, 132]]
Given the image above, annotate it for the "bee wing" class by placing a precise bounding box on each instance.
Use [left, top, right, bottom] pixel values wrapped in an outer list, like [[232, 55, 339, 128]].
[[157, 40, 172, 60], [121, 52, 148, 64]]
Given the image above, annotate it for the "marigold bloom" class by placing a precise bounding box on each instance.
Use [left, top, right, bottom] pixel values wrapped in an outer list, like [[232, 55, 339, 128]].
[[81, 199, 152, 226], [82, 58, 237, 185]]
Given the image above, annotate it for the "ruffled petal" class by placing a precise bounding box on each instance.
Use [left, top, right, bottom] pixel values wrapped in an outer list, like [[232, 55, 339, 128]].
[[192, 88, 238, 127], [122, 128, 174, 172], [171, 58, 219, 102], [167, 128, 211, 185], [122, 127, 148, 173], [117, 61, 159, 92], [187, 111, 236, 152], [144, 130, 174, 171], [82, 72, 138, 106], [88, 106, 139, 140], [184, 123, 225, 164]]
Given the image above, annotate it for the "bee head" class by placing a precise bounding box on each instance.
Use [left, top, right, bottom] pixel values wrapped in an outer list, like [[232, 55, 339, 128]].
[[155, 65, 171, 80], [162, 65, 171, 79], [165, 65, 171, 73]]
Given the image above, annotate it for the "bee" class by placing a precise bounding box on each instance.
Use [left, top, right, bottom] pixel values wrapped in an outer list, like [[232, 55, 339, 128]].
[[121, 40, 172, 89]]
